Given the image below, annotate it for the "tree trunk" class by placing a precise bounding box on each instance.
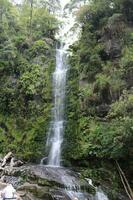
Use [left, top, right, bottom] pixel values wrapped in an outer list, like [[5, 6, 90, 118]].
[[29, 0, 33, 37]]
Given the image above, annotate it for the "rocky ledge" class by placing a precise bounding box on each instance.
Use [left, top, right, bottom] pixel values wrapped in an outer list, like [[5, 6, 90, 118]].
[[0, 154, 95, 200]]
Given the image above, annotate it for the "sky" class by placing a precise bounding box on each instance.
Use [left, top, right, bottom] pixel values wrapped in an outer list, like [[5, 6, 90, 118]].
[[13, 0, 21, 3], [60, 0, 70, 8], [12, 0, 70, 6], [12, 0, 21, 4]]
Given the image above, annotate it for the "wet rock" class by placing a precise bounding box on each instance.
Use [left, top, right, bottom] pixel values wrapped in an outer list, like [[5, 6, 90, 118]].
[[20, 192, 40, 200], [51, 189, 75, 200], [0, 152, 24, 169], [0, 181, 7, 190], [10, 158, 24, 168], [1, 152, 12, 167], [0, 165, 95, 200], [18, 183, 52, 199]]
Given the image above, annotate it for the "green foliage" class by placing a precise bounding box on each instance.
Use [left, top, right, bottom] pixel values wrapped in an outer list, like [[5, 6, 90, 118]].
[[0, 113, 50, 161], [0, 0, 133, 173], [19, 64, 41, 95], [76, 0, 114, 28], [0, 0, 57, 161], [108, 91, 133, 118], [30, 40, 50, 57], [66, 115, 133, 160], [66, 0, 133, 168], [121, 45, 133, 69], [32, 7, 58, 39], [95, 74, 110, 90]]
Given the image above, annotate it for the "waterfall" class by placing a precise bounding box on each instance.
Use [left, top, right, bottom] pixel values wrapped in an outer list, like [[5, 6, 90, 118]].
[[43, 1, 109, 200], [94, 188, 109, 200], [46, 45, 67, 166], [46, 0, 80, 167]]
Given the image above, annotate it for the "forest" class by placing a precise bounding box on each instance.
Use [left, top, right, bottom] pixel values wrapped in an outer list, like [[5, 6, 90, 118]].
[[66, 0, 133, 172], [0, 0, 58, 160], [0, 0, 133, 199]]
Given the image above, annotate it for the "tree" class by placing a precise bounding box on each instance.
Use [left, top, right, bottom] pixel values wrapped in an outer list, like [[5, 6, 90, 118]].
[[0, 0, 57, 160]]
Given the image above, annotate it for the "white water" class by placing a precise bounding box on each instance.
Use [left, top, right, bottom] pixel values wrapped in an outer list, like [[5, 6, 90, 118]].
[[46, 46, 67, 166], [61, 173, 109, 200], [94, 188, 109, 200], [46, 0, 80, 167], [44, 1, 109, 199]]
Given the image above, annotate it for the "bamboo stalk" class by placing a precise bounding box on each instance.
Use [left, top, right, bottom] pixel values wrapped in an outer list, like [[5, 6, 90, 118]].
[[116, 160, 133, 200], [116, 161, 133, 198]]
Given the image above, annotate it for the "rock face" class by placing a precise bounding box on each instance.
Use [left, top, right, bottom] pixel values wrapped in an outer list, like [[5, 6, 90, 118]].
[[0, 165, 95, 200], [0, 162, 129, 200], [101, 14, 125, 59]]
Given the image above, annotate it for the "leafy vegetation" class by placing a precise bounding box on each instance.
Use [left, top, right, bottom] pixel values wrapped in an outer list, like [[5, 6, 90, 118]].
[[0, 0, 58, 161], [65, 0, 133, 179], [0, 1, 133, 188]]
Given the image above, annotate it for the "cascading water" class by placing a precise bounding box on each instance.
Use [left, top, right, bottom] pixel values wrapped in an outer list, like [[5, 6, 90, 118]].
[[45, 0, 79, 167], [94, 188, 109, 200], [43, 1, 109, 199], [46, 45, 67, 166]]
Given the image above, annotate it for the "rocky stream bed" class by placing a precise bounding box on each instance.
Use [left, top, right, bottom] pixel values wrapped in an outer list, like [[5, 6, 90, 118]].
[[0, 153, 129, 200], [0, 164, 96, 200]]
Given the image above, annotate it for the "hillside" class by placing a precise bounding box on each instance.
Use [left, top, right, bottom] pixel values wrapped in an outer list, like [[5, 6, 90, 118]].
[[65, 0, 133, 187], [0, 0, 58, 161], [0, 0, 132, 199]]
